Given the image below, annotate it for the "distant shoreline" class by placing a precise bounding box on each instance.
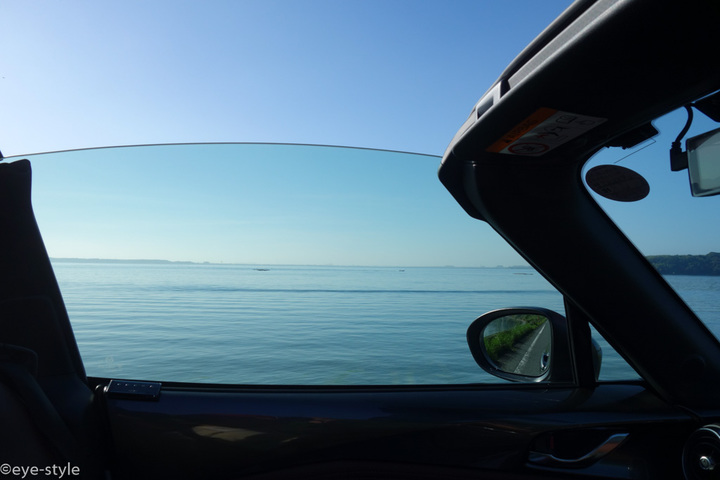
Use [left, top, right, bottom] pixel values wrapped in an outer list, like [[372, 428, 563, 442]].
[[50, 254, 720, 275], [646, 252, 720, 276], [50, 257, 207, 265], [48, 258, 532, 269]]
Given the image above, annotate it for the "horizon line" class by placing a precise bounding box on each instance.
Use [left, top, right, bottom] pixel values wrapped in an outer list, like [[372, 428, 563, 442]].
[[48, 257, 532, 269]]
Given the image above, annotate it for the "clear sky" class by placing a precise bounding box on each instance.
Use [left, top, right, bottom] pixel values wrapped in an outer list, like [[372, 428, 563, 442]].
[[2, 1, 717, 266], [0, 1, 572, 156]]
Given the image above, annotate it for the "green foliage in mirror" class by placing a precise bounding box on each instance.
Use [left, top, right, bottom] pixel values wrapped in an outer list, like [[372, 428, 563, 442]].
[[482, 314, 551, 377]]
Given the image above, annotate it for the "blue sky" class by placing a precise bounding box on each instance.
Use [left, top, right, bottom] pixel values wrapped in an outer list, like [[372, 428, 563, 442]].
[[2, 1, 717, 266], [1, 1, 572, 155]]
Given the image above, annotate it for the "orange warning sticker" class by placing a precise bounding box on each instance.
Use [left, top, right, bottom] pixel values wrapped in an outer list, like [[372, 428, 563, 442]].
[[487, 108, 606, 156]]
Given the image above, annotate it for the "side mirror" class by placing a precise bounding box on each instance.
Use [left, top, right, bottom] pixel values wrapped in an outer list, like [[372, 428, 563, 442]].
[[467, 307, 575, 383]]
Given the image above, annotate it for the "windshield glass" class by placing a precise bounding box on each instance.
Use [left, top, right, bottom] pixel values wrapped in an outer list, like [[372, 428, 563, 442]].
[[9, 144, 574, 384], [583, 107, 720, 339]]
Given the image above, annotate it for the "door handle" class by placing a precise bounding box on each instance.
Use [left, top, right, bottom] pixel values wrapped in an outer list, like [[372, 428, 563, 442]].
[[528, 432, 629, 468]]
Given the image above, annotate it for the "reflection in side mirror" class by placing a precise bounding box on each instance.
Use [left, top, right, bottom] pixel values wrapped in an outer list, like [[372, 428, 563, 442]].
[[687, 127, 720, 197], [482, 314, 552, 378], [467, 307, 574, 383]]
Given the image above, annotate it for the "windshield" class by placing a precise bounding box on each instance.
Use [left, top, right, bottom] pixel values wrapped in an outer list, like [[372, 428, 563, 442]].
[[583, 106, 720, 339]]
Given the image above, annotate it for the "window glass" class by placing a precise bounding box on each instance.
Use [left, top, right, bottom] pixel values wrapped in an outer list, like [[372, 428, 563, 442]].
[[21, 144, 633, 384], [590, 326, 640, 381]]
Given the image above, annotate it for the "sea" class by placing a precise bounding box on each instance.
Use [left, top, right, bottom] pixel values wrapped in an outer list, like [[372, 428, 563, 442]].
[[50, 261, 720, 385]]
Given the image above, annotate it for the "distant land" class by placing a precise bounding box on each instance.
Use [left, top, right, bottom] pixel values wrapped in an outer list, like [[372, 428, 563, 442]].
[[646, 252, 720, 276], [50, 258, 208, 265], [48, 258, 532, 269], [49, 255, 720, 274]]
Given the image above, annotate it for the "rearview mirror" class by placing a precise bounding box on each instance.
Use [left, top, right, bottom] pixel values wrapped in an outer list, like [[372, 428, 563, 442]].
[[467, 308, 574, 383], [687, 127, 720, 197]]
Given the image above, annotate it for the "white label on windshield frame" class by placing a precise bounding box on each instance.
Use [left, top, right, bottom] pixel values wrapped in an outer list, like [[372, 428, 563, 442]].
[[487, 108, 606, 156]]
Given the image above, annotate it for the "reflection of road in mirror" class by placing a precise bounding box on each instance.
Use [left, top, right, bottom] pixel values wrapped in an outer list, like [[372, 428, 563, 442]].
[[496, 321, 551, 377]]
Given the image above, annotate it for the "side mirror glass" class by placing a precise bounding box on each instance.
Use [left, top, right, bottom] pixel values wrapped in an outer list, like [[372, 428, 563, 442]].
[[467, 307, 574, 383], [483, 314, 551, 378], [687, 127, 720, 197]]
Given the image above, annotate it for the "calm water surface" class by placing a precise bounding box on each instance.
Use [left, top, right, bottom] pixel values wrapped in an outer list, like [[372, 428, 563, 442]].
[[51, 262, 720, 385]]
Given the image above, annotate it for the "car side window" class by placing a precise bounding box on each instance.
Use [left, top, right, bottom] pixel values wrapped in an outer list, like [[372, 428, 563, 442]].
[[27, 144, 640, 385], [590, 327, 641, 381]]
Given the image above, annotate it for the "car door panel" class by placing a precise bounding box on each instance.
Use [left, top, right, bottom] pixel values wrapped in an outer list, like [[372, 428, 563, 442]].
[[95, 380, 694, 479]]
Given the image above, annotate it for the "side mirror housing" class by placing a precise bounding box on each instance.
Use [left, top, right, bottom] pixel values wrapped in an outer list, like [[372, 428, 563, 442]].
[[467, 307, 575, 383]]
